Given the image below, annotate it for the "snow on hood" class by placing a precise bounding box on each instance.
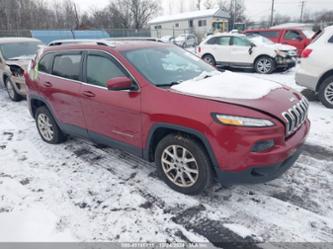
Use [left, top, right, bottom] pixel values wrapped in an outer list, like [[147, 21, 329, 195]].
[[273, 43, 297, 51], [171, 71, 282, 100]]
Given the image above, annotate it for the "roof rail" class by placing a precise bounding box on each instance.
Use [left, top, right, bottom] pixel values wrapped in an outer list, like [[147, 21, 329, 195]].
[[48, 39, 116, 47]]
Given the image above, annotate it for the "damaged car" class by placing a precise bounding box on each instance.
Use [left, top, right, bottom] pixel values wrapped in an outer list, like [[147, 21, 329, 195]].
[[198, 33, 298, 74], [0, 37, 43, 101]]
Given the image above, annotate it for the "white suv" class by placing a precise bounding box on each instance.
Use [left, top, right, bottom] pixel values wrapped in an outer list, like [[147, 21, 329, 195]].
[[296, 26, 333, 108], [198, 33, 298, 74]]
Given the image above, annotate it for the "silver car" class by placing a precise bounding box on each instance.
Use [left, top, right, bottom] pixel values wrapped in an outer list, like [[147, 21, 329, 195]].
[[0, 37, 43, 101]]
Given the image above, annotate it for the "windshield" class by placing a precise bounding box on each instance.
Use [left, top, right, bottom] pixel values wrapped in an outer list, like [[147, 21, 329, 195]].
[[122, 46, 216, 86], [0, 41, 42, 60], [248, 35, 274, 45]]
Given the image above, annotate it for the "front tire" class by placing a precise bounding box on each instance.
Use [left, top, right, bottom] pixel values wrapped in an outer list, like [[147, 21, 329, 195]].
[[155, 134, 213, 195], [318, 75, 333, 109], [35, 106, 66, 144], [5, 78, 22, 102], [254, 56, 276, 74]]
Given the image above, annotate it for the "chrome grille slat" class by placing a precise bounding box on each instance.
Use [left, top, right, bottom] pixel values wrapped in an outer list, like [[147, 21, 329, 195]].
[[282, 97, 309, 137]]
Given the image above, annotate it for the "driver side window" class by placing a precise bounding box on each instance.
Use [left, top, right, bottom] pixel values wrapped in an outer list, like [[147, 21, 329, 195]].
[[86, 54, 127, 87]]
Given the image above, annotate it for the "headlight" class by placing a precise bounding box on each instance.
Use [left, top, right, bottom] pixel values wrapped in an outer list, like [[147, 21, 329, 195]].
[[213, 114, 275, 127], [275, 50, 288, 57]]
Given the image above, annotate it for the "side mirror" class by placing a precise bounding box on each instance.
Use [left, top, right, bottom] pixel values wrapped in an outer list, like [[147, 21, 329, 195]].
[[107, 76, 136, 91]]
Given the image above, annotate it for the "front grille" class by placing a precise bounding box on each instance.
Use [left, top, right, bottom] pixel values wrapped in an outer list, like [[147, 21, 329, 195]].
[[282, 97, 309, 136]]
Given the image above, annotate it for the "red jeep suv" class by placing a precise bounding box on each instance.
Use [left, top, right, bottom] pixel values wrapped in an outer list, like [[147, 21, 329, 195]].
[[25, 41, 310, 195]]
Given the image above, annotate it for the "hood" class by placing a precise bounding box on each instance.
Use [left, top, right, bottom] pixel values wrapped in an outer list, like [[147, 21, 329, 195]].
[[6, 58, 33, 70], [263, 43, 297, 51], [171, 71, 303, 122]]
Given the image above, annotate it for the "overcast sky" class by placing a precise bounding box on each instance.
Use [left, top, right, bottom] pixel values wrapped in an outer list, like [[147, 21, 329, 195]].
[[63, 0, 333, 21]]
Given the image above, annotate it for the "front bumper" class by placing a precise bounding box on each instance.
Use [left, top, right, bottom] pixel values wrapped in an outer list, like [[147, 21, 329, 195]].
[[217, 146, 303, 185], [276, 56, 297, 68], [210, 118, 310, 185]]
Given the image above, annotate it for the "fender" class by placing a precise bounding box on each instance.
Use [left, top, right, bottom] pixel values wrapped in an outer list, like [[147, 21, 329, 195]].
[[144, 123, 220, 174]]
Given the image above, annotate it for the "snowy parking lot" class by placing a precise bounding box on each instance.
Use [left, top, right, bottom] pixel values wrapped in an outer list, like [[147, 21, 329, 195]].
[[0, 68, 333, 245]]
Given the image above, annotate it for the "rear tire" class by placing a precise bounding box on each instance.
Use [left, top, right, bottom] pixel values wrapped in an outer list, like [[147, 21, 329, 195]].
[[5, 77, 22, 102], [254, 56, 276, 74], [155, 134, 213, 195], [318, 75, 333, 109], [35, 106, 66, 144], [202, 54, 216, 66]]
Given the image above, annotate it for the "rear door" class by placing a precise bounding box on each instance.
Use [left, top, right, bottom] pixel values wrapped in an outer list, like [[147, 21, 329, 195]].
[[39, 52, 86, 136], [203, 36, 231, 63], [80, 51, 142, 153], [229, 36, 254, 65]]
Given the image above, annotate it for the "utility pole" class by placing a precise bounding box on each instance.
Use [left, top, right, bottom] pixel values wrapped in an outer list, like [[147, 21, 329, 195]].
[[270, 0, 275, 27], [232, 0, 236, 30], [300, 1, 306, 23]]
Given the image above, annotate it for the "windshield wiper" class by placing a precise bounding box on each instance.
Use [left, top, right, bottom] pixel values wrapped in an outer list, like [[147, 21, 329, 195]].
[[157, 81, 182, 87]]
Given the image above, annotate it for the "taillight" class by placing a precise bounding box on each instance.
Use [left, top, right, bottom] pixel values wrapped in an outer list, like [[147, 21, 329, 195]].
[[198, 47, 201, 53], [301, 48, 313, 58]]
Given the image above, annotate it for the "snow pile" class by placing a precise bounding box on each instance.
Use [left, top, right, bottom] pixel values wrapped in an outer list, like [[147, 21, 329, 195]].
[[171, 71, 282, 100], [0, 206, 75, 242], [0, 179, 75, 242]]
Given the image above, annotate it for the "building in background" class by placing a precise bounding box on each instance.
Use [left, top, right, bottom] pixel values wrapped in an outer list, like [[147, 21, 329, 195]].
[[149, 8, 229, 40]]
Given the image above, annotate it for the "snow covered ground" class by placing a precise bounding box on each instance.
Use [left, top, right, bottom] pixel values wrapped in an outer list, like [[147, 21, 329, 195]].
[[0, 68, 333, 245]]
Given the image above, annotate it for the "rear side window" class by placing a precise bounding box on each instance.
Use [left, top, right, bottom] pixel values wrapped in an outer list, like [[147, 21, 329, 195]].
[[329, 35, 333, 43], [52, 54, 82, 81], [206, 37, 218, 44], [38, 53, 53, 73], [86, 54, 127, 87], [206, 36, 230, 45], [259, 31, 279, 38]]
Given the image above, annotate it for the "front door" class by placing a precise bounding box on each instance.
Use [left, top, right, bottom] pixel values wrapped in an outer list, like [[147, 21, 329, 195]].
[[80, 51, 142, 153]]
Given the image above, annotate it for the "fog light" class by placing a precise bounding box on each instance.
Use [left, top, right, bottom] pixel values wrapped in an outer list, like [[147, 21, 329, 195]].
[[252, 140, 275, 152]]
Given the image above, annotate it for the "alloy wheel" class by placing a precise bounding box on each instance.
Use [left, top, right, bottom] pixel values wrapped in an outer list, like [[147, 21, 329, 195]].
[[37, 113, 54, 142], [257, 58, 272, 74], [324, 81, 333, 105], [161, 145, 199, 188]]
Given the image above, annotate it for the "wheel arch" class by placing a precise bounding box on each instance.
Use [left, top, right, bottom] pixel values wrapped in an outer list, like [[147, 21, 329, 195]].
[[254, 54, 275, 64], [201, 53, 215, 60], [316, 69, 333, 92], [144, 123, 219, 176]]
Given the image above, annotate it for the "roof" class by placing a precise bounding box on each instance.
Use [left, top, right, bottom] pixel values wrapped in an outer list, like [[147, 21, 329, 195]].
[[271, 23, 314, 29], [148, 8, 229, 25], [0, 37, 42, 44]]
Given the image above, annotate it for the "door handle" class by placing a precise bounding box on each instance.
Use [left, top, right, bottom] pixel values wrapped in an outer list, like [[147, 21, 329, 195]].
[[43, 81, 53, 88], [82, 91, 96, 98]]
